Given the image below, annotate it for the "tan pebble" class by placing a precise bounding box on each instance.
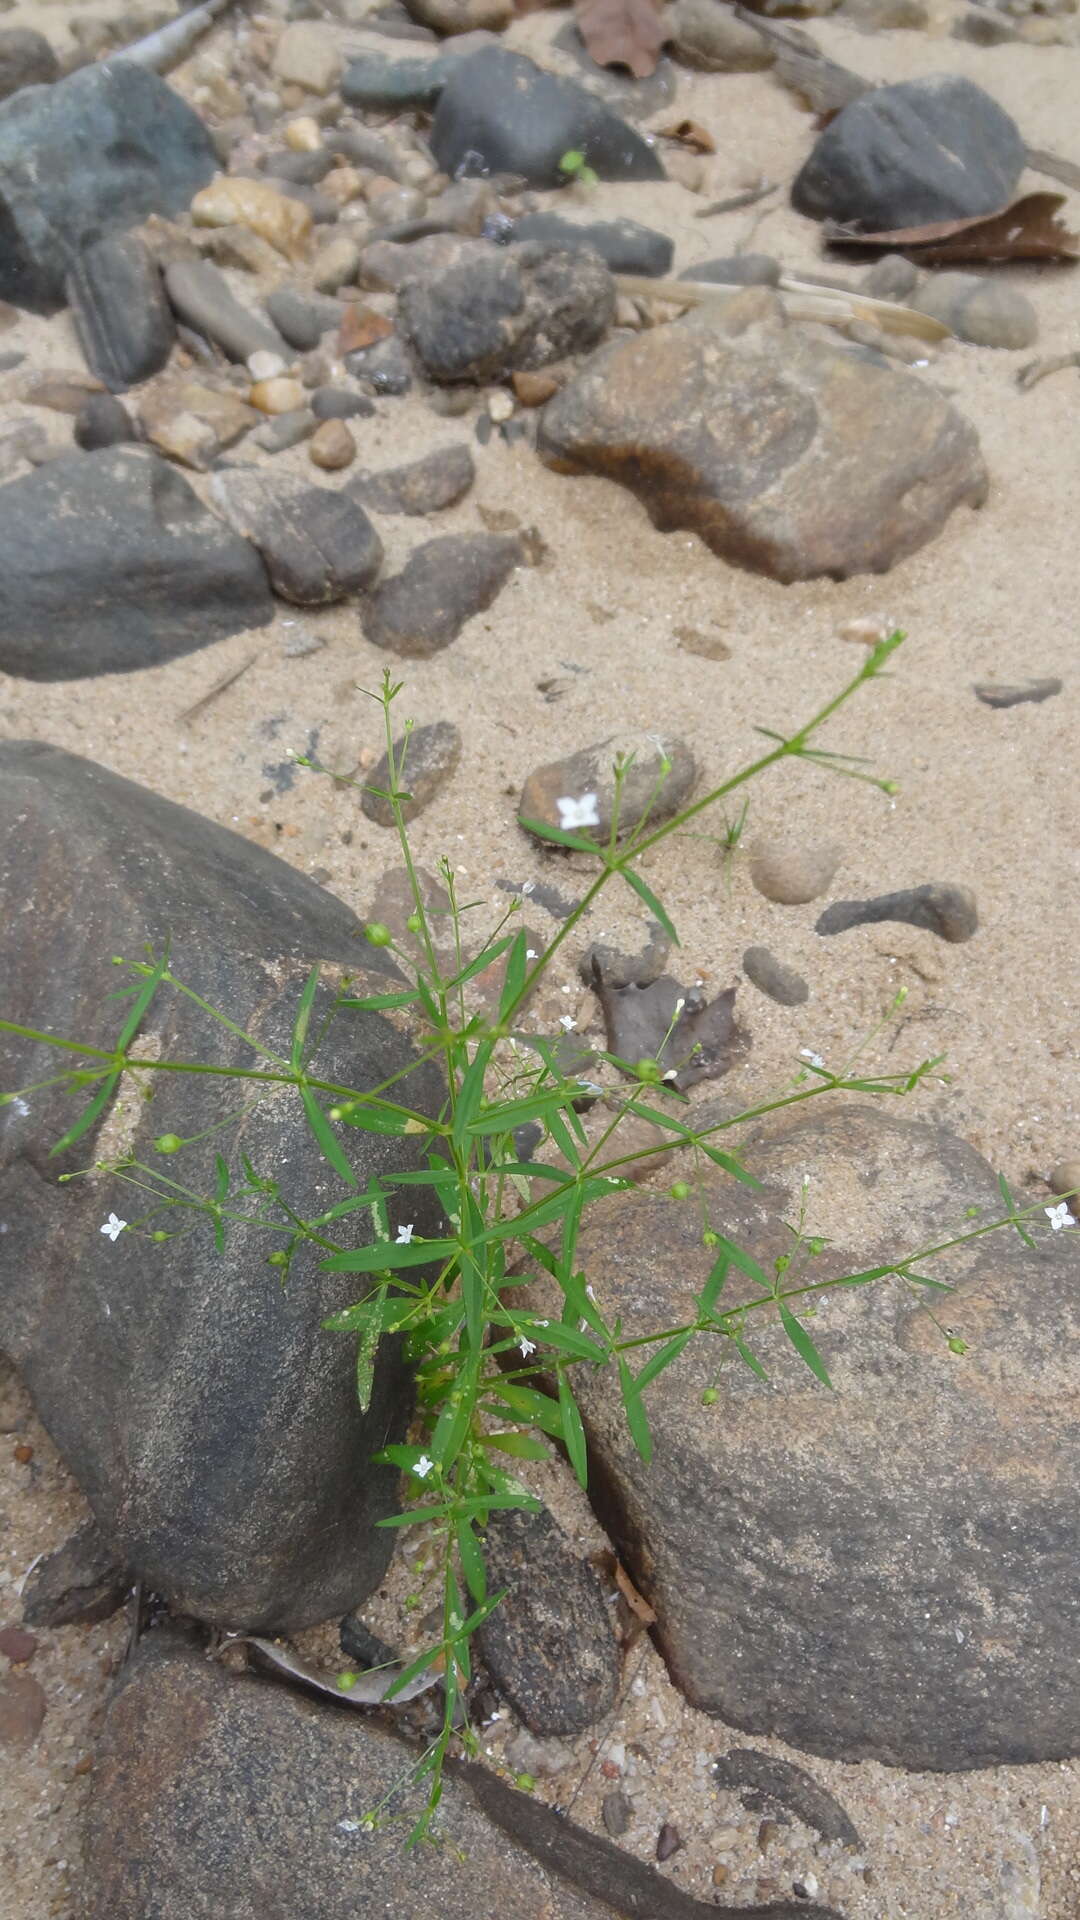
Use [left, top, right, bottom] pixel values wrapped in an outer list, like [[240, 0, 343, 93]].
[[191, 175, 312, 261], [249, 377, 306, 415], [712, 1826, 741, 1848], [837, 615, 891, 646], [21, 369, 104, 414], [13, 1441, 33, 1464], [750, 837, 843, 906], [512, 369, 560, 407], [321, 166, 365, 208], [273, 21, 343, 94], [487, 389, 514, 424], [309, 418, 355, 469], [312, 234, 361, 294], [614, 294, 645, 329], [1049, 1161, 1080, 1199], [712, 1864, 730, 1887], [285, 115, 323, 153], [368, 184, 427, 226]]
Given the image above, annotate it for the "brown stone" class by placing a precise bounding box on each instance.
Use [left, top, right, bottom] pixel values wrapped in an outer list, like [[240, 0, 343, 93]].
[[361, 720, 462, 827], [0, 1671, 46, 1749], [338, 304, 394, 355], [513, 369, 561, 407], [308, 417, 356, 470], [538, 321, 987, 582], [0, 1625, 37, 1663], [191, 176, 312, 261]]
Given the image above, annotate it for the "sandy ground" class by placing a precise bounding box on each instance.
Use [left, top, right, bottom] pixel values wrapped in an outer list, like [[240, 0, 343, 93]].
[[1, 4, 1079, 1917]]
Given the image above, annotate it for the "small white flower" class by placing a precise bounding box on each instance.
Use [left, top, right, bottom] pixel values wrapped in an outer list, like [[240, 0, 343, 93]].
[[10, 1096, 29, 1118], [395, 1223, 415, 1244], [518, 1335, 536, 1358], [338, 1818, 362, 1834], [559, 1014, 576, 1031], [1045, 1203, 1076, 1232], [100, 1213, 127, 1242], [673, 997, 685, 1017], [521, 881, 535, 895], [585, 1284, 596, 1301], [413, 1453, 434, 1479], [800, 1049, 825, 1070], [556, 792, 600, 832], [662, 1068, 679, 1082], [526, 949, 537, 960]]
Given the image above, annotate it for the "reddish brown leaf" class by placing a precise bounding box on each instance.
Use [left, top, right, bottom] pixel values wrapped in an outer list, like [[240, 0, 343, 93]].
[[338, 305, 394, 355], [657, 118, 716, 155], [592, 1547, 657, 1646], [574, 0, 666, 79], [823, 192, 1080, 265]]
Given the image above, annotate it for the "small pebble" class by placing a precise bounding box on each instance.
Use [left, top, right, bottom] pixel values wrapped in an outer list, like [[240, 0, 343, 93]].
[[816, 882, 978, 944], [794, 1872, 819, 1899], [837, 616, 892, 646], [310, 387, 375, 421], [309, 418, 356, 470], [512, 369, 560, 407], [751, 837, 843, 905], [285, 116, 324, 153], [1049, 1160, 1080, 1198], [712, 1826, 741, 1848], [742, 946, 809, 1007], [602, 1789, 633, 1837], [311, 235, 361, 294], [915, 272, 1038, 350], [249, 377, 306, 415], [255, 407, 317, 453], [247, 349, 287, 381], [0, 1671, 46, 1749], [758, 1818, 784, 1852], [13, 1441, 33, 1463], [487, 389, 514, 424], [656, 1821, 683, 1862], [974, 677, 1061, 709], [361, 720, 462, 827], [0, 1626, 38, 1664], [712, 1864, 730, 1887], [862, 253, 918, 302]]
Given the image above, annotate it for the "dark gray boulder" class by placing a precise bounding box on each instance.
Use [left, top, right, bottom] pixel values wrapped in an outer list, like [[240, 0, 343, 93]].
[[0, 448, 274, 680], [0, 60, 217, 311], [476, 1505, 621, 1735], [0, 743, 445, 1629], [210, 467, 383, 606], [430, 47, 665, 190], [791, 74, 1025, 230], [65, 233, 175, 393], [83, 1629, 837, 1919], [398, 241, 614, 384], [516, 1104, 1080, 1770]]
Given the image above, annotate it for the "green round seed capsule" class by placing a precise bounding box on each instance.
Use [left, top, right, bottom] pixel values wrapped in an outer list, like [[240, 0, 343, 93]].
[[267, 1251, 288, 1268], [702, 1229, 719, 1248], [406, 913, 422, 934], [152, 1230, 169, 1244], [364, 921, 393, 948], [635, 1058, 662, 1084], [701, 1387, 719, 1406], [154, 1133, 183, 1155], [336, 1671, 357, 1691], [948, 1336, 968, 1355], [669, 1180, 691, 1201]]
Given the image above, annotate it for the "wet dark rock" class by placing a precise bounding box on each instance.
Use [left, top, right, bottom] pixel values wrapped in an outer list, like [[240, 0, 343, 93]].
[[519, 731, 696, 843], [310, 386, 376, 421], [346, 332, 414, 395], [399, 241, 613, 384], [679, 254, 780, 286], [21, 1520, 131, 1629], [84, 1630, 830, 1919], [0, 27, 59, 103], [815, 882, 978, 942], [476, 1506, 621, 1735], [73, 393, 140, 452], [265, 285, 344, 351], [656, 1822, 683, 1862], [360, 719, 462, 825], [0, 743, 444, 1629], [974, 677, 1062, 708], [602, 1790, 633, 1837], [742, 947, 809, 1007], [538, 320, 987, 582], [261, 148, 334, 186], [347, 442, 474, 515], [341, 49, 452, 111], [595, 975, 748, 1092], [165, 258, 289, 363], [511, 213, 673, 278], [0, 448, 273, 680], [431, 47, 665, 191], [712, 1751, 862, 1850], [210, 468, 383, 607], [791, 75, 1025, 230], [914, 272, 1038, 349], [66, 233, 175, 393], [0, 61, 217, 311], [516, 1103, 1080, 1770], [362, 530, 522, 656]]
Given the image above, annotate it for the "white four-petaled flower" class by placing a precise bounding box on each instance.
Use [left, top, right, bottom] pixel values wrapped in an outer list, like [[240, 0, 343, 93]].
[[1045, 1203, 1076, 1232], [800, 1049, 825, 1070], [11, 1096, 29, 1117], [413, 1454, 434, 1478], [395, 1223, 415, 1244], [518, 1336, 536, 1358], [100, 1213, 127, 1242], [556, 792, 600, 832], [559, 1014, 576, 1031]]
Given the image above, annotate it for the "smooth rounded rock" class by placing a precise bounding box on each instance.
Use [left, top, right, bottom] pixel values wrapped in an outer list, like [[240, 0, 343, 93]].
[[430, 47, 665, 190], [750, 838, 843, 905], [309, 417, 356, 469], [742, 946, 810, 1006], [519, 731, 696, 843], [915, 273, 1038, 349], [668, 0, 774, 69], [361, 720, 462, 825]]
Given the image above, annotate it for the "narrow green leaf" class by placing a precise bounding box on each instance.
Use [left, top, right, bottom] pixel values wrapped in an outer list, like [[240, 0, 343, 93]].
[[699, 1248, 731, 1318], [336, 1099, 419, 1136], [482, 1431, 551, 1461], [517, 815, 601, 854], [698, 1144, 762, 1189], [503, 1317, 606, 1364], [731, 1334, 768, 1381], [322, 1236, 458, 1274], [446, 937, 516, 991], [617, 1356, 653, 1464], [301, 1084, 357, 1189], [214, 1153, 230, 1204], [620, 866, 679, 946], [499, 931, 529, 1023], [453, 1040, 494, 1150], [487, 1382, 565, 1439], [634, 1330, 692, 1392], [376, 1492, 540, 1528], [116, 944, 170, 1054], [902, 1268, 954, 1294], [998, 1171, 1036, 1247], [291, 964, 320, 1072], [558, 1372, 589, 1487], [339, 990, 422, 1011], [778, 1299, 833, 1388], [49, 1069, 119, 1158], [713, 1234, 766, 1288]]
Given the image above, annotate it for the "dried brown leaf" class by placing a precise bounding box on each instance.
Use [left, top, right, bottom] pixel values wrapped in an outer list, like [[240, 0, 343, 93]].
[[574, 0, 666, 79], [592, 1547, 657, 1648], [657, 117, 715, 155], [822, 193, 1080, 265]]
